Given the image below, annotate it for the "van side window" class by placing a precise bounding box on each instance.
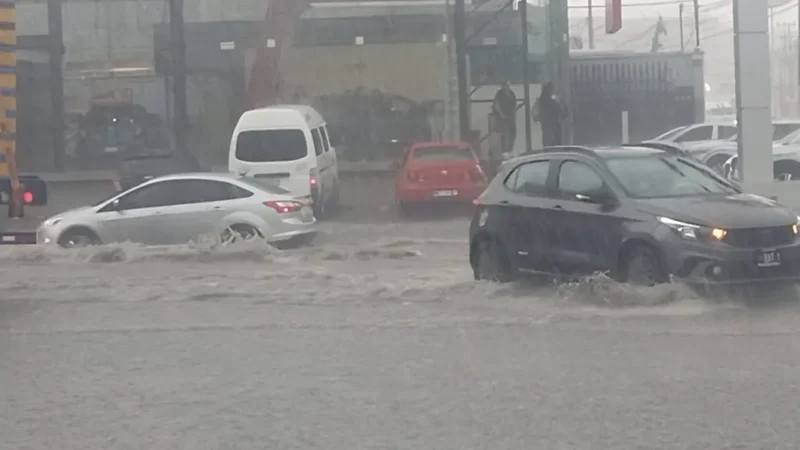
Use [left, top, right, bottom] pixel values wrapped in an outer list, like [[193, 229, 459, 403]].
[[320, 126, 331, 152], [311, 128, 324, 156]]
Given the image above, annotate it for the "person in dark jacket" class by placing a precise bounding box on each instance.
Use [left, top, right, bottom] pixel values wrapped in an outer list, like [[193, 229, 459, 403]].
[[533, 82, 564, 147], [492, 82, 517, 154]]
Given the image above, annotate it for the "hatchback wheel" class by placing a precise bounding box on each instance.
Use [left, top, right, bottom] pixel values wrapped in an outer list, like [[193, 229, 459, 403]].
[[621, 245, 667, 286], [474, 238, 515, 282]]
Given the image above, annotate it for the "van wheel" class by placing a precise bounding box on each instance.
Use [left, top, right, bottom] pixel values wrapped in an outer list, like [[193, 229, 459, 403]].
[[312, 200, 324, 220], [326, 182, 341, 216]]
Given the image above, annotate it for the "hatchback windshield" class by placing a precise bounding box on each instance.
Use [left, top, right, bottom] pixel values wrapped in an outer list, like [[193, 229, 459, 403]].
[[235, 129, 308, 162], [606, 156, 738, 198], [411, 146, 474, 162]]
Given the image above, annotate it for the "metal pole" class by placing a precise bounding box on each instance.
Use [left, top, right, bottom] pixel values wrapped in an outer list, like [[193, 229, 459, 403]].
[[587, 0, 594, 49], [47, 0, 64, 171], [169, 0, 193, 167], [454, 0, 469, 141], [693, 0, 700, 48], [553, 0, 571, 143], [679, 3, 685, 52], [521, 0, 532, 152]]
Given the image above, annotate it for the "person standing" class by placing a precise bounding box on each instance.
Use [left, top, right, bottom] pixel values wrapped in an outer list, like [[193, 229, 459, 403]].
[[533, 82, 564, 147], [492, 82, 517, 155]]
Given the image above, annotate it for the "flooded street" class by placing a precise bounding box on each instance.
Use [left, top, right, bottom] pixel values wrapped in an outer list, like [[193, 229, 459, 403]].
[[3, 218, 800, 449]]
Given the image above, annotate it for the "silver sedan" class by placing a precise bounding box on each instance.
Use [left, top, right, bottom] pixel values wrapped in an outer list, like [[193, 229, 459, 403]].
[[37, 173, 318, 248]]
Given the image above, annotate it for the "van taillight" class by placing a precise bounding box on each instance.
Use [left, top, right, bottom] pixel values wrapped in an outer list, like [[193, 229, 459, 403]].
[[309, 168, 319, 187]]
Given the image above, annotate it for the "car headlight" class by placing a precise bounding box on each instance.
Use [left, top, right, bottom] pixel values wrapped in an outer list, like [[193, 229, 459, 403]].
[[794, 216, 800, 235], [658, 216, 727, 241]]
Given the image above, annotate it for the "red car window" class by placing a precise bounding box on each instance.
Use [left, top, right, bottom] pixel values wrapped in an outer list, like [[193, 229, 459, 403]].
[[411, 146, 475, 163]]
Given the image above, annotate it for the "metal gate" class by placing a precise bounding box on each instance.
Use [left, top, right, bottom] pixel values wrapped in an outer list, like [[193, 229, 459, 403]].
[[570, 51, 702, 146]]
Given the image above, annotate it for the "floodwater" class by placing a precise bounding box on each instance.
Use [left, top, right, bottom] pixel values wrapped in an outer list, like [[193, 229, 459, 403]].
[[3, 218, 800, 449]]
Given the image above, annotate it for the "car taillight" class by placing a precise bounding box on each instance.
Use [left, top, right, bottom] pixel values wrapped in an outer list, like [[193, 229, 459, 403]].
[[469, 166, 486, 182], [23, 191, 34, 204], [473, 191, 486, 206], [264, 200, 303, 213], [310, 169, 319, 187]]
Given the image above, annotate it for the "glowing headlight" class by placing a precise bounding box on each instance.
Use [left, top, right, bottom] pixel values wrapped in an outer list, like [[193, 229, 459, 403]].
[[794, 217, 800, 235], [658, 216, 726, 241]]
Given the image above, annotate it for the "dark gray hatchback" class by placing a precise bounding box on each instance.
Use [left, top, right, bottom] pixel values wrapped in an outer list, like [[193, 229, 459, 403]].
[[469, 146, 800, 288]]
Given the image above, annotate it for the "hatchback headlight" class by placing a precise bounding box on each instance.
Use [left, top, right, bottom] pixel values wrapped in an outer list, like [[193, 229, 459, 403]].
[[658, 216, 727, 241]]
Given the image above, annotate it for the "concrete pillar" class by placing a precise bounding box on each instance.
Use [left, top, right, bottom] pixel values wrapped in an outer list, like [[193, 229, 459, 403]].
[[734, 0, 773, 195]]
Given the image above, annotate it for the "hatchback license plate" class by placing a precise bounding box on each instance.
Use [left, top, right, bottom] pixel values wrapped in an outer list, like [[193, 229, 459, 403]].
[[757, 249, 781, 267], [433, 190, 458, 197]]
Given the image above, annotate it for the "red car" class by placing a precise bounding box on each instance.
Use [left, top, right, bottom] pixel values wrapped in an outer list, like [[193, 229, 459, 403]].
[[395, 142, 487, 213]]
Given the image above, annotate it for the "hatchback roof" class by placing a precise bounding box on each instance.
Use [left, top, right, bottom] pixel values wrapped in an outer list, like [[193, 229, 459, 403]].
[[514, 145, 673, 164]]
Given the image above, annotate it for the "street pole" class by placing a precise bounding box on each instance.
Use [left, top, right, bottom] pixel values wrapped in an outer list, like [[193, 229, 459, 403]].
[[168, 0, 194, 168], [587, 0, 594, 49], [453, 0, 471, 141], [521, 0, 532, 152], [693, 0, 700, 48], [47, 0, 64, 171], [454, 0, 469, 141], [679, 3, 685, 52], [550, 0, 571, 143]]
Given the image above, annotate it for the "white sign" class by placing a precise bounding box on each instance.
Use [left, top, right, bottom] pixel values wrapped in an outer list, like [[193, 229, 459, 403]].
[[220, 41, 235, 50]]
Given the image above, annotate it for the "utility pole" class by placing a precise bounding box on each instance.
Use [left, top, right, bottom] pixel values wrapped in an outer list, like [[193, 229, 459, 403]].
[[521, 0, 532, 152], [693, 0, 700, 48], [587, 0, 594, 49], [679, 3, 685, 52], [549, 0, 571, 143], [47, 0, 64, 171], [454, 0, 469, 141], [168, 0, 194, 168]]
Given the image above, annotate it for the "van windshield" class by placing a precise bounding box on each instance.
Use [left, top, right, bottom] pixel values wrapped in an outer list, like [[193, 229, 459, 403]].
[[235, 129, 308, 162]]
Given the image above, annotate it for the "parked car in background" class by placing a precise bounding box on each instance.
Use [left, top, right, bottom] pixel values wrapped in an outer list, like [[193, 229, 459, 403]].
[[38, 173, 317, 249], [394, 142, 487, 215], [648, 120, 800, 178], [647, 121, 737, 145]]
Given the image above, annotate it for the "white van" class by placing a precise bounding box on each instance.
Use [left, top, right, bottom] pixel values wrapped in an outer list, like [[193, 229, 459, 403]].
[[229, 105, 339, 217]]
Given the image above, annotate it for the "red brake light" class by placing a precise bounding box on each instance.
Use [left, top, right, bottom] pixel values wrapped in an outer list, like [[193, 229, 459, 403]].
[[310, 177, 318, 186], [264, 200, 303, 213], [23, 191, 33, 204]]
